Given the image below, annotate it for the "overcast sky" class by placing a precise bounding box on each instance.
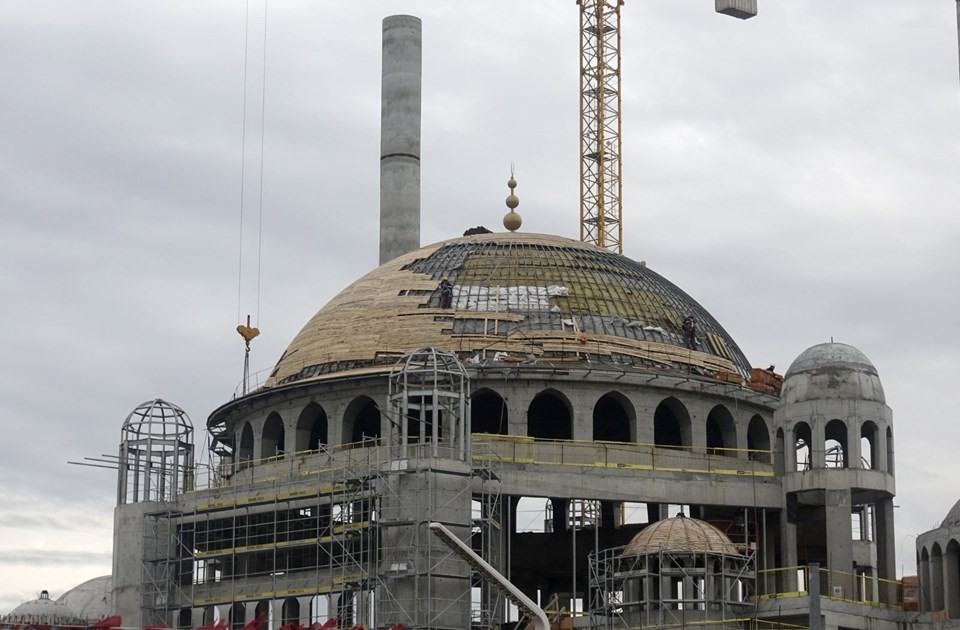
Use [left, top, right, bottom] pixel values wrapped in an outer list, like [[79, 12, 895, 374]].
[[2, 0, 959, 611]]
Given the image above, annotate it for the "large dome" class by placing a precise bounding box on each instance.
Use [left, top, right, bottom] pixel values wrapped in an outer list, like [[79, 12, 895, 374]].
[[265, 232, 751, 388], [781, 342, 885, 404], [6, 590, 85, 624], [57, 575, 112, 622], [942, 498, 960, 528], [623, 516, 741, 555]]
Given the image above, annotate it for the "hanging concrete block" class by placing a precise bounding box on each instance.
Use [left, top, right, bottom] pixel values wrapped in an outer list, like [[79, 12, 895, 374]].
[[715, 0, 758, 19]]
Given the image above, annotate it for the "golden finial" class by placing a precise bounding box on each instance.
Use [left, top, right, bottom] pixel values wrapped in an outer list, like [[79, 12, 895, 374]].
[[503, 164, 522, 232]]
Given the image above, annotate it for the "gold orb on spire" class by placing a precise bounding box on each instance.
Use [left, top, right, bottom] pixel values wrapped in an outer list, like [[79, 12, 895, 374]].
[[503, 169, 522, 232]]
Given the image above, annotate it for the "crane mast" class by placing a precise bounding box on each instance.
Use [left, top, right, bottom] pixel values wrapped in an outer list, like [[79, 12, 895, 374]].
[[577, 1, 757, 254], [578, 0, 624, 254]]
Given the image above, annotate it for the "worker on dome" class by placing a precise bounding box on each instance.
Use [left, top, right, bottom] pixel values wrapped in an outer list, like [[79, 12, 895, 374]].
[[682, 315, 697, 349], [439, 277, 453, 309]]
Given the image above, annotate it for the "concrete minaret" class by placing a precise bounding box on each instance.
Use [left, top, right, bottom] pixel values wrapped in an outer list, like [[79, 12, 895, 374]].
[[379, 15, 421, 265]]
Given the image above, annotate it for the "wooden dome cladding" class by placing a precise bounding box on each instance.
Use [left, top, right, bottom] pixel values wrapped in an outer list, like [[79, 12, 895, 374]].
[[623, 516, 741, 556], [265, 232, 751, 388]]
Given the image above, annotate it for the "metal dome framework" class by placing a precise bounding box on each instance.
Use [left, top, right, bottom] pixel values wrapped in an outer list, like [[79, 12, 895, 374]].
[[387, 346, 471, 460], [590, 517, 756, 630], [118, 399, 195, 504]]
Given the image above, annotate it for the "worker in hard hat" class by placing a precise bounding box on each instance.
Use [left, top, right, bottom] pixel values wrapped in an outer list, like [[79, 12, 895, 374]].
[[439, 277, 453, 309]]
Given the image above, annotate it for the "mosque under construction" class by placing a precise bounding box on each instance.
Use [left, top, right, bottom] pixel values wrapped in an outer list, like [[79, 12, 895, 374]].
[[4, 9, 960, 630]]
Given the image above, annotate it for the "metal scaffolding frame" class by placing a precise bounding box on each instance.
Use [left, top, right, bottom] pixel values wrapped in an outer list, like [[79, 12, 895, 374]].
[[589, 542, 756, 630], [138, 348, 506, 630]]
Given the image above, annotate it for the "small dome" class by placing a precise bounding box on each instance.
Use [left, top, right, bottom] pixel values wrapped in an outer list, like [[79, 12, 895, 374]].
[[781, 342, 885, 405], [7, 590, 85, 624], [58, 575, 112, 622], [942, 498, 960, 528], [623, 516, 740, 556]]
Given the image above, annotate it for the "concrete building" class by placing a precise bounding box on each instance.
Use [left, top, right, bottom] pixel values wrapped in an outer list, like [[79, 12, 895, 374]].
[[7, 10, 960, 630], [917, 500, 960, 617], [100, 228, 910, 630]]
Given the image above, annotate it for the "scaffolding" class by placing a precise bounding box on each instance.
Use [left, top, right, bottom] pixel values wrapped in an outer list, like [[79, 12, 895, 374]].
[[589, 540, 756, 630], [137, 348, 504, 630]]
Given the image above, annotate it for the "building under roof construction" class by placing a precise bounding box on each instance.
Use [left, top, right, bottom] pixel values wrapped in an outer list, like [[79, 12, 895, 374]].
[[7, 9, 960, 630]]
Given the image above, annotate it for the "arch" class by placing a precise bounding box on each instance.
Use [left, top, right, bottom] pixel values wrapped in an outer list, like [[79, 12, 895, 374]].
[[886, 427, 895, 475], [238, 422, 254, 463], [705, 405, 736, 455], [343, 396, 381, 445], [295, 403, 328, 452], [794, 422, 812, 471], [254, 601, 270, 622], [921, 546, 932, 611], [593, 392, 634, 442], [747, 415, 771, 463], [824, 419, 848, 468], [177, 609, 192, 629], [282, 598, 300, 625], [527, 389, 573, 440], [932, 542, 945, 611], [471, 389, 508, 435], [946, 539, 960, 618], [229, 602, 245, 630], [261, 412, 285, 458], [654, 397, 691, 448], [860, 421, 879, 469], [202, 607, 216, 626]]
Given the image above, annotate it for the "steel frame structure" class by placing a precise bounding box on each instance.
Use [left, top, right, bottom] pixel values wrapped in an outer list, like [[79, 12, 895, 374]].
[[578, 0, 624, 254]]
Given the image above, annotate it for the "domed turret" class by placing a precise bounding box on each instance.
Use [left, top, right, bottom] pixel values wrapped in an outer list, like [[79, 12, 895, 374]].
[[781, 341, 885, 405]]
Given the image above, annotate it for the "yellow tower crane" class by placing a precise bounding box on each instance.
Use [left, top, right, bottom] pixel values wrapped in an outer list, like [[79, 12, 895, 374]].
[[577, 0, 757, 254]]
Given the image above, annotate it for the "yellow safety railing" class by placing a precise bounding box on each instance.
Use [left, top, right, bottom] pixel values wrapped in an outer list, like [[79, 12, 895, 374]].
[[186, 435, 775, 492], [473, 434, 774, 477], [756, 566, 902, 609], [817, 566, 902, 608]]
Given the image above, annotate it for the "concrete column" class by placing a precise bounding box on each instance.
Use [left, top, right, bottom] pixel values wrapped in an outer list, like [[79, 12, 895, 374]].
[[847, 418, 860, 469], [270, 601, 284, 628], [946, 545, 960, 618], [506, 388, 534, 437], [572, 398, 592, 442], [876, 425, 888, 472], [327, 399, 345, 447], [875, 499, 896, 588], [811, 417, 826, 469], [780, 508, 798, 592], [784, 425, 796, 473], [932, 549, 945, 611], [825, 489, 854, 597], [297, 596, 312, 626], [808, 563, 822, 630], [920, 550, 932, 611], [379, 15, 421, 265], [632, 392, 657, 445]]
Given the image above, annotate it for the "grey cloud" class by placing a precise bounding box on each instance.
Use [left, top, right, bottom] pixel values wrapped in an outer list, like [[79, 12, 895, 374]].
[[1, 0, 958, 588]]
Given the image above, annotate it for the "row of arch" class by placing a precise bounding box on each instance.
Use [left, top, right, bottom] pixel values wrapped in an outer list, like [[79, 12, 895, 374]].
[[179, 593, 357, 629], [919, 539, 960, 616], [777, 419, 894, 475], [235, 389, 773, 463]]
